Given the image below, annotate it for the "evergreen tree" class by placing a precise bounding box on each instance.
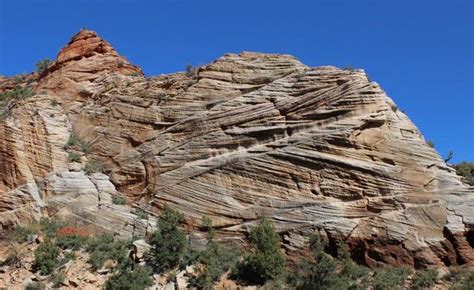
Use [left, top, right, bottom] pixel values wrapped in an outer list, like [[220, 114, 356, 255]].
[[236, 218, 286, 285], [147, 205, 187, 273]]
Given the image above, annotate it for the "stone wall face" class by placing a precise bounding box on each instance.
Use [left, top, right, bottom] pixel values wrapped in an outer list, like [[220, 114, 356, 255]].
[[1, 30, 472, 268]]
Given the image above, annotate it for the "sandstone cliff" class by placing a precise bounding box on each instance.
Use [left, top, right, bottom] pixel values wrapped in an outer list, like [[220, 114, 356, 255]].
[[1, 29, 473, 269]]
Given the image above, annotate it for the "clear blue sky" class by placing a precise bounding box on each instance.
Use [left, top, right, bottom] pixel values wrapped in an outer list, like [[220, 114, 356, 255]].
[[1, 0, 472, 162]]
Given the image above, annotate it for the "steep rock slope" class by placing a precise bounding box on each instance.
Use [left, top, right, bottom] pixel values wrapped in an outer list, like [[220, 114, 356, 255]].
[[0, 30, 472, 268]]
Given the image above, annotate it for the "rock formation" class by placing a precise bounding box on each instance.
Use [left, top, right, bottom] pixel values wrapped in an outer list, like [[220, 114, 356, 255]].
[[0, 29, 472, 269]]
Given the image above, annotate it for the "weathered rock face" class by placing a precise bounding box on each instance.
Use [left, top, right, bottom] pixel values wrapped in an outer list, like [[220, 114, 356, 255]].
[[37, 29, 143, 99], [0, 30, 472, 268]]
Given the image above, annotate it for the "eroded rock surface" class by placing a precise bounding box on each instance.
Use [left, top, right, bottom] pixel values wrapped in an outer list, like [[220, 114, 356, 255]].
[[0, 29, 472, 268]]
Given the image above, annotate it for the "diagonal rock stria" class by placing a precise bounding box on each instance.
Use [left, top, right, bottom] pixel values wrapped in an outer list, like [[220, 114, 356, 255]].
[[0, 30, 472, 268]]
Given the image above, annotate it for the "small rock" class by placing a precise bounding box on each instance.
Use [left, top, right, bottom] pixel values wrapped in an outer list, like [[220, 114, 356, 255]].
[[133, 239, 151, 260], [68, 162, 83, 172], [69, 278, 80, 287], [21, 277, 34, 289], [176, 276, 189, 289], [185, 265, 195, 275], [84, 272, 98, 283], [58, 260, 73, 272], [164, 282, 175, 290], [97, 267, 109, 274], [436, 267, 449, 279], [35, 233, 44, 244], [176, 270, 185, 278]]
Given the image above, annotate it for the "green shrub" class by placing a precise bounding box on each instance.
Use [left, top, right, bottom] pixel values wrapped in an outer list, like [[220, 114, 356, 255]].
[[191, 217, 241, 289], [185, 64, 198, 78], [343, 66, 356, 72], [86, 234, 131, 271], [105, 265, 153, 290], [25, 282, 46, 290], [135, 208, 149, 219], [14, 225, 37, 243], [288, 235, 345, 290], [192, 242, 241, 289], [36, 58, 52, 74], [39, 218, 64, 238], [33, 239, 60, 274], [337, 242, 370, 288], [65, 134, 91, 153], [50, 271, 65, 288], [84, 158, 105, 175], [147, 205, 188, 273], [454, 273, 474, 290], [0, 86, 34, 104], [62, 251, 76, 263], [56, 234, 88, 250], [412, 269, 438, 290], [112, 194, 127, 205], [68, 152, 81, 162], [374, 266, 410, 290], [446, 269, 474, 290], [236, 218, 285, 285], [426, 140, 435, 148], [50, 99, 59, 106], [453, 162, 474, 186], [0, 252, 21, 268]]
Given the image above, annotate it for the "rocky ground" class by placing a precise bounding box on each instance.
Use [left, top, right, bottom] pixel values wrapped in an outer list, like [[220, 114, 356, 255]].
[[0, 232, 255, 290]]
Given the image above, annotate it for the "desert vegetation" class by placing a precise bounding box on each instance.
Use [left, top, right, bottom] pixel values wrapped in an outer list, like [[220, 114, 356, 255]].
[[2, 208, 473, 290], [0, 85, 34, 119], [35, 58, 52, 74], [454, 161, 474, 186]]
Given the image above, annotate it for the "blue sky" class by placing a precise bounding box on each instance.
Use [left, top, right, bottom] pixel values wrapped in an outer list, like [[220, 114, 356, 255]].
[[1, 0, 472, 162]]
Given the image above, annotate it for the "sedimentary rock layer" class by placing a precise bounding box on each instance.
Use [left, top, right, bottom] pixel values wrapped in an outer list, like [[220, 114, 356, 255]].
[[0, 30, 472, 268]]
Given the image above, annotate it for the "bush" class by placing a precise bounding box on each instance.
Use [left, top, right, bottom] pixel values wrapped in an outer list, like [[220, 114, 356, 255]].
[[426, 140, 435, 148], [147, 205, 188, 273], [105, 265, 153, 290], [453, 162, 474, 186], [84, 158, 105, 175], [192, 242, 241, 289], [62, 251, 76, 263], [50, 99, 59, 106], [50, 271, 65, 288], [56, 226, 90, 250], [112, 194, 127, 205], [86, 234, 131, 271], [374, 266, 410, 290], [190, 217, 241, 289], [68, 152, 81, 162], [39, 218, 64, 238], [0, 252, 21, 268], [185, 64, 198, 78], [412, 269, 438, 290], [25, 282, 46, 290], [135, 208, 148, 219], [337, 242, 370, 288], [236, 218, 286, 285], [13, 225, 37, 243], [288, 235, 345, 290], [65, 134, 91, 153], [36, 58, 52, 74], [33, 239, 60, 274], [0, 85, 34, 102], [446, 269, 474, 290]]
